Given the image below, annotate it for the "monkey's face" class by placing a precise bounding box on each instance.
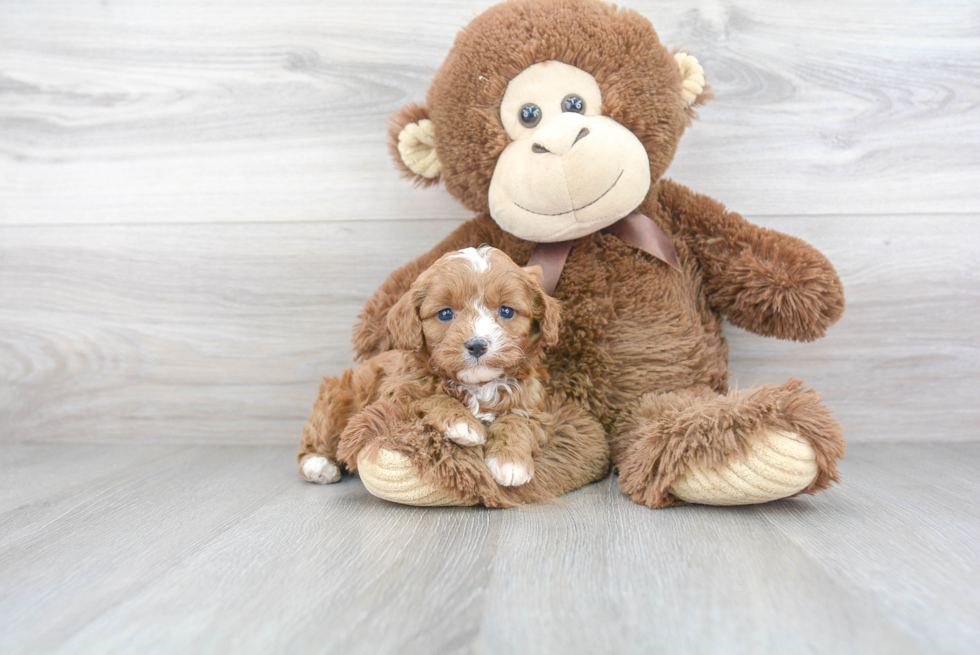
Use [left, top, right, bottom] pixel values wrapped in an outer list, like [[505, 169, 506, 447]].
[[488, 61, 651, 243], [387, 0, 709, 243]]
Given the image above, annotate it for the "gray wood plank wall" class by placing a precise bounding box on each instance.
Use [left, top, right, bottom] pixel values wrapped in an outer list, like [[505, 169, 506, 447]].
[[2, 0, 978, 444]]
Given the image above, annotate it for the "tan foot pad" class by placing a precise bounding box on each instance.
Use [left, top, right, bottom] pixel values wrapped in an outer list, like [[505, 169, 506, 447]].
[[668, 430, 818, 506], [356, 448, 475, 507]]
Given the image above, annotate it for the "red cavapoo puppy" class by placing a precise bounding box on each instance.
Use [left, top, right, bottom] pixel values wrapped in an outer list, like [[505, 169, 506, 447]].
[[298, 246, 561, 487]]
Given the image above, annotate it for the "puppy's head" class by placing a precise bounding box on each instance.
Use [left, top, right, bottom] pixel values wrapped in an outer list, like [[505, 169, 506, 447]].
[[386, 246, 560, 384]]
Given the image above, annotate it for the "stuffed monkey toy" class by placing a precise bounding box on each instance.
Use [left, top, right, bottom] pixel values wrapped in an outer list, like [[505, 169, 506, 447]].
[[298, 0, 846, 508]]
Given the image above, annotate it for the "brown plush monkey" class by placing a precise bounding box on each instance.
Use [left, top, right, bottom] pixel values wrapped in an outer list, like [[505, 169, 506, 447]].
[[298, 0, 846, 508]]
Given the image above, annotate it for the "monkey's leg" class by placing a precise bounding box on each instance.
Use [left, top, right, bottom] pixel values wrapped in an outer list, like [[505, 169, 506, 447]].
[[337, 396, 609, 507], [612, 379, 845, 508]]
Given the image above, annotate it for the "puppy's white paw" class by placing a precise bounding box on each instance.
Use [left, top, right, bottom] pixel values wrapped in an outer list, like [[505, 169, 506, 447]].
[[486, 456, 533, 487], [301, 456, 341, 484], [444, 421, 485, 446]]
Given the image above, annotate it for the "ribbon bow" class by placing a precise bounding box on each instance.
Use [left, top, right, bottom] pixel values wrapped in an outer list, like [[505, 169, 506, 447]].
[[526, 211, 681, 295]]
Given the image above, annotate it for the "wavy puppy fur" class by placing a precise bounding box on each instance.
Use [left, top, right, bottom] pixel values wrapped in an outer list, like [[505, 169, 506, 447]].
[[300, 247, 574, 491]]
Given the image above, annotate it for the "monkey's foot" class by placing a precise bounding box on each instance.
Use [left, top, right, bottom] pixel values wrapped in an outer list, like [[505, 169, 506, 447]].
[[357, 448, 476, 507], [667, 430, 818, 506]]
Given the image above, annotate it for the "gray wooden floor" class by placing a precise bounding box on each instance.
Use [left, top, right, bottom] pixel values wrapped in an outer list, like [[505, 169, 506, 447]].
[[1, 442, 977, 655]]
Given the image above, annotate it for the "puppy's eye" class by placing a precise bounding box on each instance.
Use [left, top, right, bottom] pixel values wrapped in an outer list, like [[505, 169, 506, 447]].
[[437, 308, 455, 322], [498, 306, 515, 320], [562, 94, 585, 114], [519, 103, 541, 128]]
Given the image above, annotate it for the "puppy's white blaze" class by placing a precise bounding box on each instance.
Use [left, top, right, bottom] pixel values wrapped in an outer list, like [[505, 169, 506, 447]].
[[472, 303, 505, 349], [486, 457, 533, 487], [445, 421, 485, 446], [302, 456, 341, 484], [453, 246, 493, 273]]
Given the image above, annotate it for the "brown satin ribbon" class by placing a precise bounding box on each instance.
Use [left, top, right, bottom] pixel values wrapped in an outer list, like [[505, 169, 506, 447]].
[[525, 241, 573, 298], [526, 211, 681, 296]]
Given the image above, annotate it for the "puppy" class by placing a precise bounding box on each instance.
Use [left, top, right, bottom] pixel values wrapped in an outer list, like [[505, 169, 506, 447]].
[[298, 246, 561, 487]]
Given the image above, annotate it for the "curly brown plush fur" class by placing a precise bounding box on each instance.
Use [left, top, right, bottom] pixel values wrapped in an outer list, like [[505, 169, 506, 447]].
[[613, 379, 846, 508], [315, 0, 846, 508]]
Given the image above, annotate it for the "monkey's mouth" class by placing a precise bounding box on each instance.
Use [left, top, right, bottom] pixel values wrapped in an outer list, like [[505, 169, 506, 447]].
[[513, 169, 624, 217]]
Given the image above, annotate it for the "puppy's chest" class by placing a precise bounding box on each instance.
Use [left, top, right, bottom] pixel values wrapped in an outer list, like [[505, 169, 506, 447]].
[[452, 379, 524, 424]]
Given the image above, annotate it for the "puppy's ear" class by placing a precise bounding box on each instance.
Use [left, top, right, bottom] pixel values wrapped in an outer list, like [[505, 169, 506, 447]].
[[522, 265, 544, 282], [536, 292, 562, 349], [386, 288, 425, 352], [524, 266, 562, 349]]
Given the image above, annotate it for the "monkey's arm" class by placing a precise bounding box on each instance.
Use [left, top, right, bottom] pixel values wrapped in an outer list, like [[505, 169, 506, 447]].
[[352, 217, 497, 359], [658, 179, 844, 342]]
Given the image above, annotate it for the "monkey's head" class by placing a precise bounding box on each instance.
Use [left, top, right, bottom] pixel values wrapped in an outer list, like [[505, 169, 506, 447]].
[[389, 0, 709, 243]]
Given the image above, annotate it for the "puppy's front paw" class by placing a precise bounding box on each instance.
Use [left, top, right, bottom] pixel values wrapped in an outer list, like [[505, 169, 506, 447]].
[[300, 455, 342, 484], [486, 456, 533, 487], [444, 421, 486, 447]]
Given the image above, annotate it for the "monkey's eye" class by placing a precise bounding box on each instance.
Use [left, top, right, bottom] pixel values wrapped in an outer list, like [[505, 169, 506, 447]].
[[498, 306, 515, 320], [437, 308, 455, 322], [519, 103, 542, 128], [562, 94, 585, 114]]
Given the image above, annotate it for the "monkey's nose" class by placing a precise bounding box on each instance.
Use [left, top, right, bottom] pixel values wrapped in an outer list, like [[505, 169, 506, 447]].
[[464, 338, 489, 359], [532, 127, 590, 156]]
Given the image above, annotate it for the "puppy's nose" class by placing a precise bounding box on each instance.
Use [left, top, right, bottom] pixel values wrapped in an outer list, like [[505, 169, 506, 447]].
[[465, 338, 489, 359]]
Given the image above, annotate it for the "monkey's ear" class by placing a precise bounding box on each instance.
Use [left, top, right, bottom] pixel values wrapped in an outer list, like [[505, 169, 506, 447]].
[[673, 51, 711, 110], [388, 103, 442, 186], [386, 287, 426, 352]]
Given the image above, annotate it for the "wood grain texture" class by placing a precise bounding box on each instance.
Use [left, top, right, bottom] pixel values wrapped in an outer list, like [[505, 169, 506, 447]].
[[0, 442, 977, 654], [2, 216, 978, 444], [755, 443, 980, 654], [1, 0, 978, 226], [0, 219, 458, 443], [1, 3, 976, 652], [2, 0, 978, 445]]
